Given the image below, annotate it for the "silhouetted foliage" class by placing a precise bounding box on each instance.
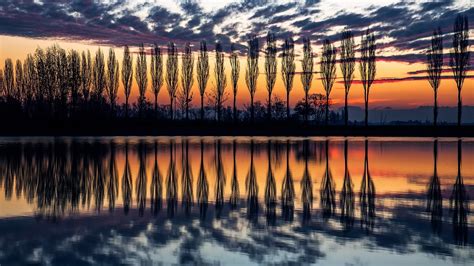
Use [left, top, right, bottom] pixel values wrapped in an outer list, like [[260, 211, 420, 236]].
[[151, 43, 164, 118], [230, 44, 240, 122], [340, 30, 355, 126], [427, 28, 443, 126], [166, 42, 179, 120], [320, 39, 337, 125], [136, 43, 148, 117], [106, 48, 119, 114], [359, 29, 376, 126], [281, 38, 295, 120], [214, 42, 227, 122], [121, 46, 133, 117], [245, 35, 259, 123], [301, 37, 314, 123], [180, 43, 194, 120], [265, 33, 277, 120], [450, 15, 470, 126], [197, 41, 210, 120]]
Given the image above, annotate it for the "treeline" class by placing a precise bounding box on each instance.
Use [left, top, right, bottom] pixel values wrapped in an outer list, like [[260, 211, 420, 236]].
[[0, 14, 469, 126]]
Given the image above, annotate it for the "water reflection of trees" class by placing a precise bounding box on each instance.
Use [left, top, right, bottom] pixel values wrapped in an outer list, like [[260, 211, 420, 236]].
[[265, 140, 277, 225], [136, 141, 147, 216], [301, 139, 313, 223], [450, 139, 469, 245], [320, 140, 336, 219], [229, 140, 239, 209], [282, 140, 295, 221], [150, 141, 162, 216], [197, 139, 209, 219], [1, 137, 471, 246], [182, 140, 193, 215], [360, 139, 375, 231], [246, 140, 259, 221], [122, 142, 133, 215], [215, 140, 226, 218], [167, 140, 178, 218], [340, 139, 354, 229], [427, 139, 442, 234]]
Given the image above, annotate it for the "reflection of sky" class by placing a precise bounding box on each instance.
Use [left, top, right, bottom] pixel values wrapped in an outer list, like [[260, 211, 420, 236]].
[[0, 200, 472, 265], [0, 137, 472, 264]]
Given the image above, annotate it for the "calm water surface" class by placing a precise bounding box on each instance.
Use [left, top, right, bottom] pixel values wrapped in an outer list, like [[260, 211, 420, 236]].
[[0, 137, 472, 265]]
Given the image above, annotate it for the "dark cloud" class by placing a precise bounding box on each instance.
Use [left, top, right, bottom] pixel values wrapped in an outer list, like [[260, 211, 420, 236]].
[[0, 0, 471, 61]]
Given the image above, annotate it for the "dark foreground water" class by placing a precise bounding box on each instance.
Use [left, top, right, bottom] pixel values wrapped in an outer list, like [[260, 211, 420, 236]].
[[0, 137, 472, 265]]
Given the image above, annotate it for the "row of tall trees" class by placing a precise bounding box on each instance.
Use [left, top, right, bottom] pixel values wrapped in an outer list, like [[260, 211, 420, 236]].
[[0, 14, 469, 125], [426, 14, 470, 127]]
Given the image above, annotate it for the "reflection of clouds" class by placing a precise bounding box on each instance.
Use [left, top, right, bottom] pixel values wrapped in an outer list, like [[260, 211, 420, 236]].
[[0, 137, 473, 264], [0, 197, 472, 265], [0, 1, 471, 63]]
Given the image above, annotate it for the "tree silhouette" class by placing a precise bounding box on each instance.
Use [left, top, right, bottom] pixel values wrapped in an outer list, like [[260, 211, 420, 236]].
[[340, 30, 355, 126], [92, 48, 106, 105], [301, 37, 314, 123], [450, 14, 470, 126], [197, 41, 210, 120], [245, 35, 259, 123], [0, 70, 4, 97], [180, 42, 194, 120], [214, 42, 227, 122], [281, 38, 295, 120], [3, 59, 14, 99], [166, 42, 179, 120], [359, 29, 376, 127], [68, 50, 81, 114], [427, 28, 443, 127], [136, 43, 148, 117], [56, 47, 69, 118], [230, 44, 240, 122], [106, 48, 119, 115], [14, 59, 23, 102], [265, 33, 277, 120], [151, 43, 164, 118], [121, 46, 133, 118], [23, 54, 36, 117], [81, 50, 92, 105], [320, 39, 337, 125]]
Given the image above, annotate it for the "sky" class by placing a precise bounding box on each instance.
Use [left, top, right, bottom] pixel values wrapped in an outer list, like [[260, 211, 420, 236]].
[[0, 0, 472, 109]]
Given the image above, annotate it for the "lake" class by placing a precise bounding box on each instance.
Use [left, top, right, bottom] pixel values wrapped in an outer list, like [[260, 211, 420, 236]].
[[0, 137, 472, 265]]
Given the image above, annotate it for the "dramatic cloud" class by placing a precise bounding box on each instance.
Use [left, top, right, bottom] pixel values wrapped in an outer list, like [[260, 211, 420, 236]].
[[0, 0, 472, 64]]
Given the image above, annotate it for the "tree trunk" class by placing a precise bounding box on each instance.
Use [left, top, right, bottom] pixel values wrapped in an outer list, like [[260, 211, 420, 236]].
[[217, 99, 221, 122], [154, 94, 158, 119], [251, 96, 254, 123], [286, 91, 290, 120], [233, 93, 237, 123], [433, 90, 437, 127], [457, 88, 462, 127], [365, 98, 369, 127], [186, 99, 189, 120], [268, 93, 272, 121], [305, 92, 309, 124], [125, 97, 129, 118], [344, 91, 348, 126], [325, 93, 329, 125], [201, 94, 204, 121], [170, 97, 173, 120]]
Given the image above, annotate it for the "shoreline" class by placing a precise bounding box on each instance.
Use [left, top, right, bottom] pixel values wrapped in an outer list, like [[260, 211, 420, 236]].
[[0, 120, 472, 137]]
